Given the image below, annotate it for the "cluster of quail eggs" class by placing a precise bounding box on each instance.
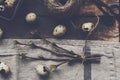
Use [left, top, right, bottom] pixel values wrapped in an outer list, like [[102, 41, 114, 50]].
[[25, 11, 95, 37], [52, 22, 94, 37], [0, 62, 10, 75], [0, 0, 16, 11]]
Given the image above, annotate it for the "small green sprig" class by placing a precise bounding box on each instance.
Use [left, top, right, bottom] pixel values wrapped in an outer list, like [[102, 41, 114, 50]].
[[27, 41, 37, 48], [40, 36, 80, 57], [13, 40, 19, 45], [49, 59, 73, 72], [13, 40, 37, 48], [13, 39, 102, 73], [29, 31, 80, 57], [50, 65, 57, 72], [30, 30, 38, 35], [13, 40, 76, 58], [18, 53, 27, 59], [17, 53, 70, 62]]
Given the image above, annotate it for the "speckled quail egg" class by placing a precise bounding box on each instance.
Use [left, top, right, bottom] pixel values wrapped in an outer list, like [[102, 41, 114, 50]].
[[53, 25, 67, 37], [25, 12, 37, 23], [5, 0, 16, 7], [0, 28, 3, 38], [0, 62, 10, 74], [35, 65, 48, 76], [0, 5, 5, 11], [82, 22, 94, 32]]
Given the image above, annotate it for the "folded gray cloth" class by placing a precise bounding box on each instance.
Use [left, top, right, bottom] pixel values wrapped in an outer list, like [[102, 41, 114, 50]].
[[0, 39, 119, 80]]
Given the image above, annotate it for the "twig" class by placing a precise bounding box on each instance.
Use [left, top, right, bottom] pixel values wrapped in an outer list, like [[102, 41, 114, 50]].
[[56, 60, 71, 67], [55, 55, 101, 68], [22, 56, 70, 62], [0, 54, 14, 57], [83, 14, 100, 55], [70, 20, 79, 29], [40, 36, 80, 57], [14, 40, 76, 58], [29, 32, 80, 57]]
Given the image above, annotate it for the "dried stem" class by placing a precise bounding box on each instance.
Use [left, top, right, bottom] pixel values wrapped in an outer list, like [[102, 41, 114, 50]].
[[30, 33, 80, 57], [70, 20, 78, 29], [15, 41, 76, 58], [40, 36, 80, 56], [18, 52, 101, 67], [83, 14, 100, 56], [56, 60, 71, 67], [0, 54, 14, 57], [56, 55, 101, 68], [22, 56, 70, 62]]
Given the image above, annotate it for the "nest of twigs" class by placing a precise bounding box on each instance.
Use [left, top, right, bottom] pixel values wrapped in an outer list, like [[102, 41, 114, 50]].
[[44, 0, 80, 17]]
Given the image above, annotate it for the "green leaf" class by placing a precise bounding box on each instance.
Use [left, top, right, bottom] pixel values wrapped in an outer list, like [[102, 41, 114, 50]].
[[50, 65, 57, 72], [30, 30, 38, 35], [13, 40, 19, 45], [18, 53, 27, 59], [28, 41, 33, 45]]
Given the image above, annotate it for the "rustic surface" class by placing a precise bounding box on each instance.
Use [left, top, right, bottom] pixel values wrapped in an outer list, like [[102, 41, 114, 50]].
[[0, 1, 119, 80], [0, 39, 120, 80], [0, 0, 119, 41]]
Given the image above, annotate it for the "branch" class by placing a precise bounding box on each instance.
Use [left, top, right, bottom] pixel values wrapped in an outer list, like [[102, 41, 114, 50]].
[[13, 40, 76, 58]]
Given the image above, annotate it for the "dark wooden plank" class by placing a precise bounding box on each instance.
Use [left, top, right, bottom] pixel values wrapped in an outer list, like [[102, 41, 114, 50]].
[[0, 0, 119, 41]]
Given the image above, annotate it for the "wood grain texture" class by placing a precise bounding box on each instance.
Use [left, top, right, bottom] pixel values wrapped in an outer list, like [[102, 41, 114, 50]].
[[79, 0, 119, 15], [91, 20, 119, 42], [0, 0, 119, 41], [78, 0, 119, 41]]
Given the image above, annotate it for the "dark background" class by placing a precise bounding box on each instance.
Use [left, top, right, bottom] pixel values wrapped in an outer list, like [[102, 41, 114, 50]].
[[0, 0, 119, 40]]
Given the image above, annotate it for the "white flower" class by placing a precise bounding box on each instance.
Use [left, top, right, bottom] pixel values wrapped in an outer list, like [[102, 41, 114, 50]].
[[35, 65, 48, 76]]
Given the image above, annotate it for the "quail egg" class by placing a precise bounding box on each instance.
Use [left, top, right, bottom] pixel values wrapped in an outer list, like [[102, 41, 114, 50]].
[[35, 65, 48, 76], [82, 22, 94, 32], [25, 12, 37, 23], [53, 25, 67, 37], [0, 5, 5, 11], [0, 62, 10, 74], [5, 0, 16, 7]]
